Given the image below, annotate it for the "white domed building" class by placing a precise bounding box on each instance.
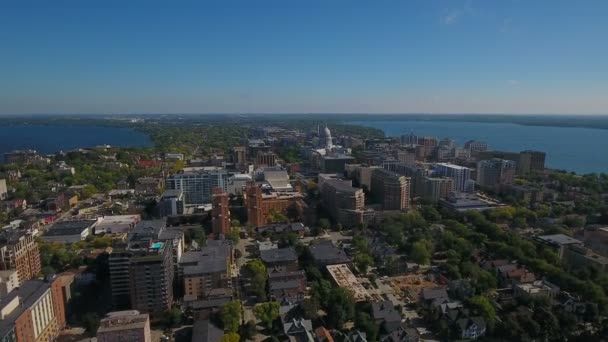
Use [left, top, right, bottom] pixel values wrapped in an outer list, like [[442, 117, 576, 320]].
[[322, 125, 333, 149]]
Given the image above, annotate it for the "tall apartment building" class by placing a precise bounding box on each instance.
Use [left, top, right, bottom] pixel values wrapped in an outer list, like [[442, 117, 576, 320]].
[[158, 189, 184, 216], [370, 169, 410, 211], [383, 162, 430, 199], [232, 146, 247, 167], [0, 179, 7, 200], [417, 136, 438, 158], [255, 151, 277, 168], [318, 174, 367, 227], [477, 158, 517, 188], [165, 167, 229, 205], [0, 270, 19, 297], [394, 148, 416, 165], [434, 163, 473, 193], [421, 177, 454, 202], [97, 310, 151, 342], [211, 188, 230, 237], [477, 151, 531, 175], [110, 220, 181, 313], [129, 241, 174, 316], [0, 277, 69, 342], [245, 183, 306, 227], [464, 140, 488, 155], [523, 150, 546, 171], [0, 229, 41, 284]]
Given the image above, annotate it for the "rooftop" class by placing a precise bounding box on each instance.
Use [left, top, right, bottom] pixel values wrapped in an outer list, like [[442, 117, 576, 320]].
[[537, 234, 582, 246], [260, 247, 298, 264], [45, 219, 98, 236], [98, 310, 149, 333], [326, 264, 370, 302]]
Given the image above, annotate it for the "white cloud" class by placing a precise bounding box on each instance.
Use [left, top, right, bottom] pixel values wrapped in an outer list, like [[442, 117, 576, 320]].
[[440, 10, 462, 25]]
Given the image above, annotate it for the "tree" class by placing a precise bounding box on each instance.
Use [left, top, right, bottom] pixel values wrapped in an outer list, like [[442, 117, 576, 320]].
[[226, 227, 240, 244], [354, 253, 374, 274], [326, 288, 355, 328], [82, 312, 100, 335], [318, 218, 331, 231], [467, 296, 496, 329], [219, 332, 240, 342], [254, 301, 280, 329], [355, 311, 378, 342], [301, 298, 321, 319], [410, 240, 432, 265], [241, 320, 257, 340], [81, 184, 98, 199], [220, 301, 242, 332], [162, 307, 183, 328]]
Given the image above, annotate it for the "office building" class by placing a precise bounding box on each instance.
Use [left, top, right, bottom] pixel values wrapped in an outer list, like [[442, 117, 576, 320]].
[[400, 131, 418, 145], [165, 167, 229, 205], [245, 183, 306, 227], [320, 154, 356, 173], [418, 136, 438, 158], [435, 163, 473, 193], [0, 229, 41, 284], [477, 158, 517, 188], [158, 189, 184, 216], [255, 151, 277, 168], [371, 168, 410, 211], [211, 188, 230, 237], [97, 310, 151, 342], [232, 146, 247, 167], [0, 179, 6, 200], [42, 219, 98, 243]]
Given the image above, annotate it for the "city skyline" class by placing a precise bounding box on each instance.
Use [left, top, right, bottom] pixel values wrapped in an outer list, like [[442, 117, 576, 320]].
[[1, 0, 608, 115]]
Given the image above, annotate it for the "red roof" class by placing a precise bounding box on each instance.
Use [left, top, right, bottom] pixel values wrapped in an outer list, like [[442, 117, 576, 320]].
[[138, 160, 161, 167]]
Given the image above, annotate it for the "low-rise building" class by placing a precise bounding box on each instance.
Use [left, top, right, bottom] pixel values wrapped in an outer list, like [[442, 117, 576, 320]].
[[260, 247, 298, 271], [97, 310, 151, 342], [0, 270, 19, 298], [94, 215, 141, 235], [309, 240, 351, 267], [372, 300, 402, 332], [42, 219, 99, 243], [326, 264, 370, 302]]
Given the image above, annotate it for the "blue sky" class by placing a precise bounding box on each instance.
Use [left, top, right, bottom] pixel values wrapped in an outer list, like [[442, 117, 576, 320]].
[[1, 0, 607, 114]]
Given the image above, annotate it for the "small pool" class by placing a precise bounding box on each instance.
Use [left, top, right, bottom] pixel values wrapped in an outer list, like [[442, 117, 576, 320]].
[[151, 242, 164, 249]]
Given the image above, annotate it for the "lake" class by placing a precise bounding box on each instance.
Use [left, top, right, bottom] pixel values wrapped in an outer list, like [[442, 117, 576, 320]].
[[0, 125, 151, 162], [349, 120, 608, 175]]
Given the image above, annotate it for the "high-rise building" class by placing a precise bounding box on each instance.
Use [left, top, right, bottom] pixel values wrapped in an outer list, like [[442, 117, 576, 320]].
[[464, 140, 488, 155], [245, 183, 306, 227], [320, 154, 356, 173], [165, 167, 229, 205], [477, 151, 531, 175], [109, 220, 182, 313], [421, 177, 454, 202], [0, 229, 41, 284], [383, 162, 430, 198], [255, 151, 277, 168], [477, 158, 517, 188], [418, 136, 438, 158], [158, 189, 184, 216], [434, 163, 473, 193], [318, 174, 369, 227], [97, 310, 151, 342], [232, 146, 247, 167], [212, 188, 230, 237], [400, 131, 418, 145], [0, 179, 7, 200], [523, 150, 546, 171], [129, 241, 174, 316], [394, 148, 416, 165], [370, 169, 410, 211]]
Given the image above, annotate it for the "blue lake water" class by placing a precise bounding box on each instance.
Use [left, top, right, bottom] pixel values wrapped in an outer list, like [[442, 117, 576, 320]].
[[349, 120, 608, 175], [0, 125, 151, 162]]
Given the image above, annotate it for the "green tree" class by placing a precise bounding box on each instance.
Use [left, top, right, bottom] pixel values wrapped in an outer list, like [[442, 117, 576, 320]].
[[162, 307, 183, 328], [219, 332, 240, 342], [254, 302, 280, 329], [326, 288, 355, 328], [410, 240, 432, 265], [467, 296, 496, 329], [220, 301, 242, 332], [354, 253, 374, 274], [82, 312, 100, 335], [355, 311, 378, 342], [318, 218, 331, 231]]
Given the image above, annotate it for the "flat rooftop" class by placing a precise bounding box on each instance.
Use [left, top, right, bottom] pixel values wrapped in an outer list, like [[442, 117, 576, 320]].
[[537, 234, 582, 246], [326, 264, 370, 302]]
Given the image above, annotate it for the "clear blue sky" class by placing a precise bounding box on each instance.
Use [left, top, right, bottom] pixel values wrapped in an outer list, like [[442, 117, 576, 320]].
[[1, 0, 607, 114]]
